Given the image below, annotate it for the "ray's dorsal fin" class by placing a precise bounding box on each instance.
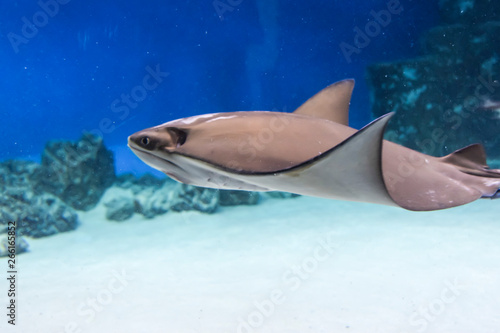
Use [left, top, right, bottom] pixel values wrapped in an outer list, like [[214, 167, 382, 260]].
[[441, 143, 488, 169], [293, 79, 354, 126]]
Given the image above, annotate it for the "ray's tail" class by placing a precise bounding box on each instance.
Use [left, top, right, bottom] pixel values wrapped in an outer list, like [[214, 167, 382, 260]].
[[439, 143, 500, 201]]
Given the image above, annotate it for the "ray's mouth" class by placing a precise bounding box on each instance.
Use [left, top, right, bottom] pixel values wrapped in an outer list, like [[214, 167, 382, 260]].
[[127, 138, 183, 171], [127, 135, 146, 153]]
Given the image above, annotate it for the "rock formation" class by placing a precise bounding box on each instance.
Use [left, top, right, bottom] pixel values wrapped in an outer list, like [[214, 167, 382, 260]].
[[35, 133, 115, 211], [0, 160, 79, 237], [367, 0, 500, 159], [0, 235, 29, 257]]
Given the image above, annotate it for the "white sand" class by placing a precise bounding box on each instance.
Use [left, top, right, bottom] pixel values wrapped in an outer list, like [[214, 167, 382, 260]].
[[1, 195, 500, 333]]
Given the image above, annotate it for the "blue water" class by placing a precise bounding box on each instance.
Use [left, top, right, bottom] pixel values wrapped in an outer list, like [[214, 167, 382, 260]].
[[5, 3, 500, 333], [0, 0, 438, 169]]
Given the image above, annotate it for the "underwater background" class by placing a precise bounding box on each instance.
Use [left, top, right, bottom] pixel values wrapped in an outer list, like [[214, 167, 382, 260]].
[[0, 0, 439, 167], [2, 1, 500, 333]]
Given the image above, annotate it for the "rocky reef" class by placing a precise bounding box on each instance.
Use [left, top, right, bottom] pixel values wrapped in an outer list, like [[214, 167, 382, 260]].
[[0, 133, 114, 238], [0, 160, 79, 238], [367, 0, 500, 159], [0, 235, 29, 257], [35, 133, 115, 211], [438, 0, 500, 25], [102, 174, 263, 222]]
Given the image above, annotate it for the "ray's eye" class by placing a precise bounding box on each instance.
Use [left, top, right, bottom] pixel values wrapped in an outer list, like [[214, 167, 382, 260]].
[[140, 136, 150, 146]]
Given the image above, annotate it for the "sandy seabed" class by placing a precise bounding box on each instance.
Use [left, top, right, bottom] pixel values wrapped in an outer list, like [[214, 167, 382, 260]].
[[1, 194, 500, 333]]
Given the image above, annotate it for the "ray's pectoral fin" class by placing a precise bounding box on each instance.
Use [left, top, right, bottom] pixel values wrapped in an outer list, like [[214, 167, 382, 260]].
[[277, 112, 398, 207], [292, 79, 354, 125]]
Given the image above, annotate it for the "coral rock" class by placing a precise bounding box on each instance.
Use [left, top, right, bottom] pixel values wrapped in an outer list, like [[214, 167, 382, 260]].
[[35, 133, 115, 211], [104, 196, 136, 222], [219, 190, 260, 206], [0, 236, 29, 257], [368, 18, 500, 159], [169, 184, 219, 213], [0, 160, 79, 238]]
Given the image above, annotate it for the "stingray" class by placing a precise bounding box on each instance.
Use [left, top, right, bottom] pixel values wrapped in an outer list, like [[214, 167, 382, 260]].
[[128, 79, 500, 211]]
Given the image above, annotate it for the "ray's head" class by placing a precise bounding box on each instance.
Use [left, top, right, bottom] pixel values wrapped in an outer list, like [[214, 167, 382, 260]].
[[128, 126, 187, 153], [127, 124, 189, 175]]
